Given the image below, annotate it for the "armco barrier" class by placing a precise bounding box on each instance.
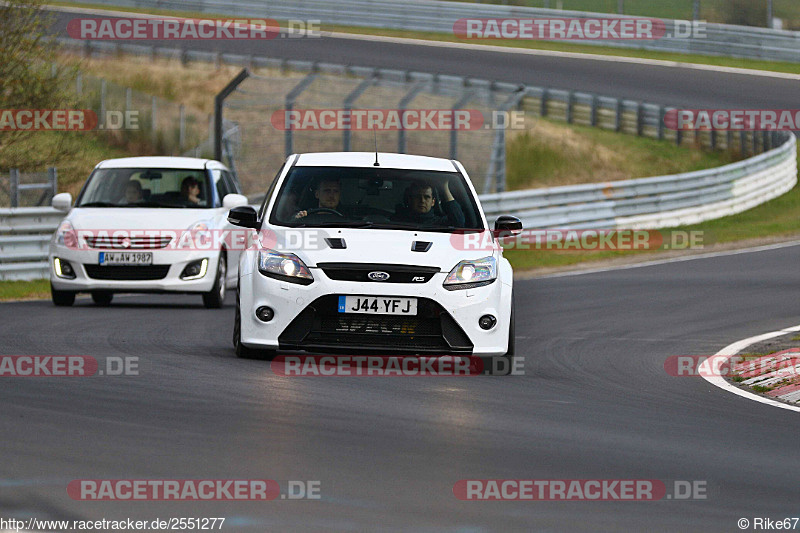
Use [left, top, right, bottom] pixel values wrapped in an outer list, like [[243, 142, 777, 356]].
[[480, 132, 797, 230], [1, 132, 795, 281], [0, 208, 65, 281], [57, 0, 800, 63]]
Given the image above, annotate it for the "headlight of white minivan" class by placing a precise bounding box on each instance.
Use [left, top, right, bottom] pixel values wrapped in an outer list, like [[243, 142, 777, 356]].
[[443, 256, 496, 290], [258, 249, 313, 285]]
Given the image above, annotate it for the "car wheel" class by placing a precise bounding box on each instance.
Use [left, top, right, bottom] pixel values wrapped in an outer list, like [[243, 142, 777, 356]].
[[51, 283, 75, 307], [91, 291, 113, 306], [233, 287, 277, 361], [202, 253, 227, 309], [479, 297, 515, 376]]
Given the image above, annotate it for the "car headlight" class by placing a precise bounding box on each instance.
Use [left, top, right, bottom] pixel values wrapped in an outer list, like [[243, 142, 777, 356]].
[[54, 220, 78, 248], [443, 256, 496, 290], [184, 221, 212, 249], [258, 249, 313, 285]]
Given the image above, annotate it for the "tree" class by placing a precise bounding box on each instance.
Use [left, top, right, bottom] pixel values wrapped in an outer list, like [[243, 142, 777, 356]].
[[0, 0, 78, 167]]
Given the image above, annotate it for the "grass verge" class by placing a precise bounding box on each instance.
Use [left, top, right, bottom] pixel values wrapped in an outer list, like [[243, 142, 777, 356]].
[[0, 280, 51, 301]]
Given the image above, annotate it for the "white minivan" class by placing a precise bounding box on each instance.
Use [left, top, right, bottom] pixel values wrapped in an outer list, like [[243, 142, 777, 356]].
[[49, 156, 249, 308], [228, 152, 522, 374]]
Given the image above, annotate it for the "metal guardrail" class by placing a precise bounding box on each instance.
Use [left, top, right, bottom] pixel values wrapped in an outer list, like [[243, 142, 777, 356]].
[[480, 132, 797, 229], [2, 133, 795, 281], [0, 208, 65, 281], [58, 0, 800, 63]]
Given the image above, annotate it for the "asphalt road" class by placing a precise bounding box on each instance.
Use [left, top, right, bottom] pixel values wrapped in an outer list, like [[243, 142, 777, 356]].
[[2, 8, 797, 532], [2, 244, 800, 531]]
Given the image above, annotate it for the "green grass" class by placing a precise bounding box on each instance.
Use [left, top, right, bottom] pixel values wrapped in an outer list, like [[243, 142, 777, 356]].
[[503, 144, 799, 271], [49, 1, 800, 76], [0, 279, 51, 301], [506, 119, 737, 190]]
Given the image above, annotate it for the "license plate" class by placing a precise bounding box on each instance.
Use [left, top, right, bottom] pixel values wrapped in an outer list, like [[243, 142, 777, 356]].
[[338, 296, 417, 315], [99, 252, 153, 265]]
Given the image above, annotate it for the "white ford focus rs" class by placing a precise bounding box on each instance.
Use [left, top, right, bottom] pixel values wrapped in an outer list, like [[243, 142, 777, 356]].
[[48, 156, 250, 308], [229, 152, 522, 374]]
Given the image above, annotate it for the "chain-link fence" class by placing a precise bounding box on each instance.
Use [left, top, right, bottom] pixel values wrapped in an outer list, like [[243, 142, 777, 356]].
[[223, 69, 503, 195], [0, 169, 58, 208]]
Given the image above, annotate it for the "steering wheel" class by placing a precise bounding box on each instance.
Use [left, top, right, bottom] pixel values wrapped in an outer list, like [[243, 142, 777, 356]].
[[306, 207, 345, 217]]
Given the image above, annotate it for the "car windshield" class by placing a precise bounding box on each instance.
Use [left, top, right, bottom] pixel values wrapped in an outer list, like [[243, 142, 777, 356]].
[[76, 168, 212, 208], [268, 166, 485, 231]]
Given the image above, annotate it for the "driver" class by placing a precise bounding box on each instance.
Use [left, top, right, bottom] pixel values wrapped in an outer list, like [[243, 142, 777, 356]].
[[294, 178, 353, 219]]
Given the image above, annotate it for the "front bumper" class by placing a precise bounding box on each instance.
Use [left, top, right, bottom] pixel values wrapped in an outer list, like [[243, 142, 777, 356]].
[[49, 245, 220, 293], [238, 260, 513, 356]]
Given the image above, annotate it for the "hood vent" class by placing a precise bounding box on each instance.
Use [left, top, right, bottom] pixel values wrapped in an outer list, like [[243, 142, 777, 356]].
[[325, 238, 347, 249], [411, 241, 432, 252]]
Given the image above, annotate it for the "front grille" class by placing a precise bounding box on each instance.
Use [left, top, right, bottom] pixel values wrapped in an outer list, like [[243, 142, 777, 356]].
[[279, 295, 472, 354], [317, 263, 439, 283], [85, 236, 172, 249], [84, 264, 171, 280]]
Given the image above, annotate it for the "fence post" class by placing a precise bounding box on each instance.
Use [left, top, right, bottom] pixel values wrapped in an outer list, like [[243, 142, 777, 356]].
[[657, 106, 665, 140], [49, 167, 58, 197], [179, 104, 186, 150], [566, 91, 574, 123], [540, 89, 548, 117], [450, 88, 475, 160], [151, 96, 157, 143], [100, 79, 107, 128], [636, 103, 644, 136], [710, 129, 717, 150], [590, 95, 598, 127], [9, 169, 19, 208], [342, 74, 376, 152], [283, 72, 317, 157], [397, 80, 425, 154], [614, 98, 622, 132]]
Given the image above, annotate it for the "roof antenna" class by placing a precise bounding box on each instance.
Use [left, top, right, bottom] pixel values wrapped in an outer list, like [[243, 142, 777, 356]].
[[373, 126, 380, 166]]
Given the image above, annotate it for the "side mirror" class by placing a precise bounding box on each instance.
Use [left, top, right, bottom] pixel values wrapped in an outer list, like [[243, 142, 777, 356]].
[[52, 192, 72, 212], [228, 205, 259, 229], [222, 193, 248, 209], [494, 215, 523, 237]]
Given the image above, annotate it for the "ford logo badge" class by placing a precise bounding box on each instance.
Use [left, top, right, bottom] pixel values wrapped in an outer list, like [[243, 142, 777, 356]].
[[368, 271, 390, 281]]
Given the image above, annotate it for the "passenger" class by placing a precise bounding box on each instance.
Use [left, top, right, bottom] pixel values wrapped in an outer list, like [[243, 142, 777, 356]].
[[393, 180, 465, 227], [180, 176, 201, 205], [124, 180, 143, 204]]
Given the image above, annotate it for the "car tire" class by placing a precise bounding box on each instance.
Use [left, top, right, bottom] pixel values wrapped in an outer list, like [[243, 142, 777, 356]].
[[479, 297, 515, 376], [202, 253, 227, 309], [91, 291, 113, 306], [233, 287, 277, 361], [51, 283, 75, 307]]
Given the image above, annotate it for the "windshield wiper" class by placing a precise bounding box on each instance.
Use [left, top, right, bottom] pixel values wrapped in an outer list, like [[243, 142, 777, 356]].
[[78, 201, 117, 208], [131, 201, 187, 208], [289, 221, 374, 228]]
